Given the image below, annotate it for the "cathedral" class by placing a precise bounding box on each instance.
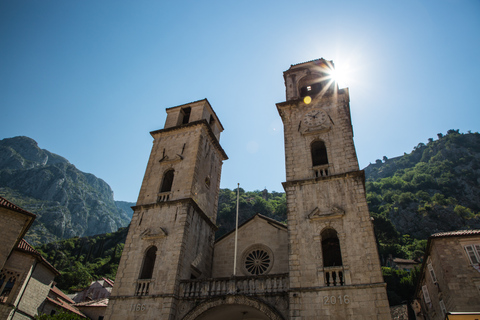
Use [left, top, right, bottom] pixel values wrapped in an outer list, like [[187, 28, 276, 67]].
[[104, 59, 391, 319]]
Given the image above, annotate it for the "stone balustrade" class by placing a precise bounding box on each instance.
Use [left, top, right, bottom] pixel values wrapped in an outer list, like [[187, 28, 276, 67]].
[[313, 164, 330, 178], [179, 274, 288, 298], [157, 191, 172, 202], [135, 279, 153, 296], [323, 266, 345, 287]]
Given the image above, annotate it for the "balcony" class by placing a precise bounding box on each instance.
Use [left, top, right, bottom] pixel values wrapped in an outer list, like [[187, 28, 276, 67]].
[[313, 164, 330, 178], [179, 274, 288, 299], [135, 279, 153, 296], [157, 191, 172, 202], [322, 266, 350, 287]]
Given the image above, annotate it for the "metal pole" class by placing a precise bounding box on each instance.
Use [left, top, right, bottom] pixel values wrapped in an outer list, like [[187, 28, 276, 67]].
[[233, 183, 240, 276]]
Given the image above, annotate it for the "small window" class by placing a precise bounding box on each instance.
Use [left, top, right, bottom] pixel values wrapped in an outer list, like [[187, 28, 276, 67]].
[[205, 176, 211, 188], [465, 244, 480, 265], [160, 170, 174, 193], [181, 107, 191, 124], [422, 284, 431, 304], [300, 82, 322, 97], [321, 228, 342, 267], [311, 140, 328, 167], [0, 276, 15, 303], [439, 300, 447, 316], [427, 262, 437, 283], [139, 246, 157, 279], [209, 114, 215, 126]]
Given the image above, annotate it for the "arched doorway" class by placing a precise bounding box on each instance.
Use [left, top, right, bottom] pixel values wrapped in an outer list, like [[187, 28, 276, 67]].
[[181, 295, 285, 320]]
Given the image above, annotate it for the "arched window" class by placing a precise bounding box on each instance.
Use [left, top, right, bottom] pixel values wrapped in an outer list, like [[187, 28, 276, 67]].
[[298, 74, 324, 98], [311, 140, 328, 166], [321, 228, 342, 267], [139, 246, 157, 279], [160, 169, 174, 193]]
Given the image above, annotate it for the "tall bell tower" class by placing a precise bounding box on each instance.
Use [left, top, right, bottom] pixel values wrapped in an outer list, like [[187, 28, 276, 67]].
[[277, 59, 391, 319], [106, 99, 227, 320]]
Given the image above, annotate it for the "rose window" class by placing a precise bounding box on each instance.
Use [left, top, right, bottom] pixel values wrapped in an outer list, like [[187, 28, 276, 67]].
[[242, 245, 273, 276]]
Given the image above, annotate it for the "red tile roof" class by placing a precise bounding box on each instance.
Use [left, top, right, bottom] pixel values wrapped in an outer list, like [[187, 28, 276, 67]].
[[430, 229, 480, 239], [102, 277, 114, 287], [393, 258, 419, 264], [50, 285, 75, 304], [0, 196, 36, 218], [74, 298, 109, 307], [46, 296, 86, 317], [16, 239, 60, 275]]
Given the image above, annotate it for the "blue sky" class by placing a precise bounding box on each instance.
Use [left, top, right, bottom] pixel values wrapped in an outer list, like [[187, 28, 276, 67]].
[[1, 0, 479, 202]]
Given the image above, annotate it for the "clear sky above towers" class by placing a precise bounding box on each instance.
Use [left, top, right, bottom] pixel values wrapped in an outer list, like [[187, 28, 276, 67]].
[[1, 0, 479, 202]]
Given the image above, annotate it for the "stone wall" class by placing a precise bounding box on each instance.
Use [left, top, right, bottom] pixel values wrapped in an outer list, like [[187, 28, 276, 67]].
[[419, 234, 480, 319], [213, 215, 288, 277], [1, 251, 55, 319], [0, 207, 33, 270]]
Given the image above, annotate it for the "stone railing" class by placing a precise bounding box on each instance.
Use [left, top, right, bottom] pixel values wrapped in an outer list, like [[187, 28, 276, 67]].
[[323, 266, 345, 287], [157, 191, 172, 202], [179, 274, 288, 298], [313, 164, 330, 178], [135, 279, 154, 296]]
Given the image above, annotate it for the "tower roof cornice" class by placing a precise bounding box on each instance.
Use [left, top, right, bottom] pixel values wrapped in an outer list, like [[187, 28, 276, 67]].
[[150, 119, 228, 160]]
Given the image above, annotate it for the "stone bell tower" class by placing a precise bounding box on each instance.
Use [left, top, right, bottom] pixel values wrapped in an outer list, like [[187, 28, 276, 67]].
[[106, 99, 228, 320], [277, 59, 391, 319]]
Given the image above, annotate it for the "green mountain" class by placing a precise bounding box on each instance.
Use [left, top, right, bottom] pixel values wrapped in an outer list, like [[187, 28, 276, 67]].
[[365, 130, 480, 259], [0, 136, 135, 245], [35, 228, 127, 292]]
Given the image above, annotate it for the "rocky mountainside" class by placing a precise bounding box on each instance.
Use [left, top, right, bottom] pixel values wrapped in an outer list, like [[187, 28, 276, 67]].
[[365, 130, 480, 256], [0, 136, 135, 245]]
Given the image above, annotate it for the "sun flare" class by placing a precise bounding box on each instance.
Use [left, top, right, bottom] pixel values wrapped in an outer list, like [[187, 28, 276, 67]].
[[329, 63, 351, 88]]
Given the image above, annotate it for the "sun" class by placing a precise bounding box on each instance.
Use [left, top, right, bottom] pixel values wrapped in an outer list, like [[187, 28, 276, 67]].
[[329, 63, 351, 88]]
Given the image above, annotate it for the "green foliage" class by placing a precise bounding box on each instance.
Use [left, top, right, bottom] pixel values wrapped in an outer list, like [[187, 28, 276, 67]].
[[35, 310, 84, 320], [382, 267, 420, 306], [216, 188, 286, 238], [35, 228, 127, 292], [365, 131, 480, 259]]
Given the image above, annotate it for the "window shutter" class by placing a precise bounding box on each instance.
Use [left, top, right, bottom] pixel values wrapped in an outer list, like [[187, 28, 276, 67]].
[[439, 300, 447, 315], [422, 285, 431, 304], [428, 263, 437, 283], [465, 245, 480, 264]]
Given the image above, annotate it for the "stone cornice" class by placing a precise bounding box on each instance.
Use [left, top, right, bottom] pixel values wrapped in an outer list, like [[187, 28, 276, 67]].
[[289, 282, 387, 292], [132, 198, 218, 231], [150, 120, 228, 160], [282, 170, 365, 189]]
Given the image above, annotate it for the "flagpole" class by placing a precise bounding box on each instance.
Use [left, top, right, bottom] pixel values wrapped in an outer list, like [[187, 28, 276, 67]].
[[233, 183, 240, 276]]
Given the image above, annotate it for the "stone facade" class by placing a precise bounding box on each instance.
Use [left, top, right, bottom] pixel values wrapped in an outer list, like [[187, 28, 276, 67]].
[[279, 59, 390, 320], [0, 240, 59, 319], [105, 59, 391, 319], [0, 197, 35, 271], [413, 230, 480, 320], [212, 214, 288, 277]]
